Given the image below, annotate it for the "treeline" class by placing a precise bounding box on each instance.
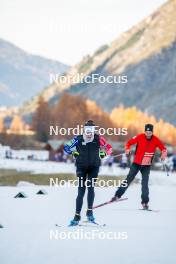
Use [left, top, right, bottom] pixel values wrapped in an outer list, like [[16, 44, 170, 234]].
[[32, 93, 176, 145], [32, 93, 115, 142], [111, 106, 176, 145]]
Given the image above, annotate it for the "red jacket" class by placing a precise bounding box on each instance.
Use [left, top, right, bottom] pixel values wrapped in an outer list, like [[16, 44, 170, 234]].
[[125, 133, 167, 165]]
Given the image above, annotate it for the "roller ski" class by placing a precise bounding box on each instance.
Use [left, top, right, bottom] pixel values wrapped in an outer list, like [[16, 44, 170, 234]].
[[93, 197, 128, 209]]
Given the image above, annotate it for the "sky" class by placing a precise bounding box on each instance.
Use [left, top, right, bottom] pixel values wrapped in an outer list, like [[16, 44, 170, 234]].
[[0, 0, 167, 65]]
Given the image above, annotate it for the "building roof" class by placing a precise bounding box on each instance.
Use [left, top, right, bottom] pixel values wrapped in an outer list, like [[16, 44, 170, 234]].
[[47, 140, 65, 151]]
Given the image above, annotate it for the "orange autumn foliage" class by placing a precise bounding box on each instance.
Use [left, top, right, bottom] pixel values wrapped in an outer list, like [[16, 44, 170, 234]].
[[111, 106, 176, 145]]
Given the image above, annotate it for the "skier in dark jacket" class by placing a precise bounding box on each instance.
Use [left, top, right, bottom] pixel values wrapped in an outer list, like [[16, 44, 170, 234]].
[[111, 124, 167, 209], [64, 120, 112, 226], [172, 155, 176, 172]]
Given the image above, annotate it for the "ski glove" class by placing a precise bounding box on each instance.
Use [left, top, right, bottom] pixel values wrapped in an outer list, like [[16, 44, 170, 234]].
[[72, 150, 79, 158], [161, 150, 167, 161], [99, 150, 106, 159]]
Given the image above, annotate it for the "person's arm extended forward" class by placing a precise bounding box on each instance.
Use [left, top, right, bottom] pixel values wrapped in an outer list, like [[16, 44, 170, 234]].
[[125, 135, 139, 154], [64, 136, 79, 155], [99, 136, 112, 155], [156, 137, 167, 161]]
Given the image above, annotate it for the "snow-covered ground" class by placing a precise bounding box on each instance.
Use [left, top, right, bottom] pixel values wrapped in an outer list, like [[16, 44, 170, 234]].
[[0, 181, 176, 263], [0, 158, 176, 186], [0, 159, 176, 264]]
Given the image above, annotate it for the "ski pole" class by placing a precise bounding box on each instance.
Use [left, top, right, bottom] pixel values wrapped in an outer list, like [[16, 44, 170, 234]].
[[162, 161, 169, 176], [103, 152, 125, 160], [112, 152, 126, 158]]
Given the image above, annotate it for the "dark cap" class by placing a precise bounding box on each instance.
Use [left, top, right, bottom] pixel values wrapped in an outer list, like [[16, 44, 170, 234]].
[[84, 120, 95, 126], [145, 124, 154, 132]]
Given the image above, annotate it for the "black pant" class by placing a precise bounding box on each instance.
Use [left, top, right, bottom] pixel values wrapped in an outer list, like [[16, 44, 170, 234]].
[[115, 163, 150, 204], [76, 166, 99, 214]]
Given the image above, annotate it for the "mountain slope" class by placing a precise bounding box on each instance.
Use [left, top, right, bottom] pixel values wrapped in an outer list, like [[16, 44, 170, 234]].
[[21, 0, 176, 125], [0, 38, 69, 106], [67, 41, 176, 125]]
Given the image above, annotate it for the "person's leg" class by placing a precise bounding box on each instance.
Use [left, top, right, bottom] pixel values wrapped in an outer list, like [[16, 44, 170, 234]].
[[140, 166, 150, 205], [87, 167, 99, 213], [75, 168, 87, 217], [115, 163, 140, 198]]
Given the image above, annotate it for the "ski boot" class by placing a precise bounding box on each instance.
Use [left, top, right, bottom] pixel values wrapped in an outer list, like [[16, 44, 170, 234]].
[[142, 203, 149, 210], [86, 209, 95, 222], [69, 213, 81, 226], [110, 196, 120, 202]]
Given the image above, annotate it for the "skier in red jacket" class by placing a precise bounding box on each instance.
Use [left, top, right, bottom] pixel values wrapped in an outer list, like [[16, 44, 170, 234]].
[[112, 124, 167, 209]]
